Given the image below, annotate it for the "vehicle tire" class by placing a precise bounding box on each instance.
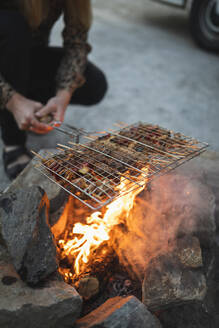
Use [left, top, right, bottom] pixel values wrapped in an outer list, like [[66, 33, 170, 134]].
[[190, 0, 219, 51]]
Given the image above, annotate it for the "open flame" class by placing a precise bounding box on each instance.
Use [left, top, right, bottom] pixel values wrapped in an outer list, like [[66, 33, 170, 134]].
[[57, 171, 147, 280]]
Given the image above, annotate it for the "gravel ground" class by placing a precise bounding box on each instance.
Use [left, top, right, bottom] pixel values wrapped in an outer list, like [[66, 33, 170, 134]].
[[0, 0, 219, 190]]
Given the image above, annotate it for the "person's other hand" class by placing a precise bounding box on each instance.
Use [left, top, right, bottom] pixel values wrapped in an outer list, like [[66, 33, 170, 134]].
[[6, 93, 52, 134], [35, 89, 72, 125]]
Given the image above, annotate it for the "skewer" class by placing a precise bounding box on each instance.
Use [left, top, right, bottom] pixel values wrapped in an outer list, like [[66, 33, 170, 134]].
[[45, 151, 57, 157], [56, 147, 65, 152], [114, 123, 125, 128], [58, 142, 145, 188], [108, 128, 117, 133], [57, 143, 73, 150], [35, 165, 104, 210], [95, 131, 107, 134], [105, 130, 183, 159], [31, 150, 45, 161], [68, 141, 148, 176], [117, 121, 129, 127], [84, 135, 97, 141]]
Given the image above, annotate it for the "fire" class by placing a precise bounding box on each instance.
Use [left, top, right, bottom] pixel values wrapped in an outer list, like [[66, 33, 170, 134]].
[[58, 171, 147, 279]]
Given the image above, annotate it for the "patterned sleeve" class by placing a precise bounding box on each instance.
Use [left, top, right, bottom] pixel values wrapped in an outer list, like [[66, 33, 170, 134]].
[[0, 73, 15, 110], [56, 0, 92, 93]]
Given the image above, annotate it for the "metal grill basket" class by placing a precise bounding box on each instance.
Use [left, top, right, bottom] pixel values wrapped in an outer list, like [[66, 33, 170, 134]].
[[34, 122, 208, 210]]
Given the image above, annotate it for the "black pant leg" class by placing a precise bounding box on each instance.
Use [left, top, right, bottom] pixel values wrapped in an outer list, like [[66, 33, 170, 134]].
[[0, 11, 31, 146], [28, 46, 107, 106], [28, 46, 63, 104], [71, 61, 108, 106]]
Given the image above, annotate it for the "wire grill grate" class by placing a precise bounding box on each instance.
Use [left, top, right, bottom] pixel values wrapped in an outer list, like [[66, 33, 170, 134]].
[[34, 122, 208, 210]]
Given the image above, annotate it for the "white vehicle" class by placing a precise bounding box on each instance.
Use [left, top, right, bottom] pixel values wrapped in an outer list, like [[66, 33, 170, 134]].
[[152, 0, 219, 51]]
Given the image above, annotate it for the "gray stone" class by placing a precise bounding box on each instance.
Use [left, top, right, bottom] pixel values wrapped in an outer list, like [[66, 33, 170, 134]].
[[174, 235, 203, 268], [142, 254, 207, 311], [0, 244, 10, 262], [4, 149, 67, 214], [50, 200, 68, 228], [201, 239, 219, 328], [0, 186, 58, 285], [150, 172, 216, 248], [0, 260, 82, 328], [74, 296, 162, 328], [176, 151, 219, 231], [158, 239, 219, 327], [75, 276, 100, 300], [158, 302, 212, 328]]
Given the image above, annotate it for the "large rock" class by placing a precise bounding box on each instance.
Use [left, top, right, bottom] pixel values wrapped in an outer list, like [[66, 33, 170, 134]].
[[158, 238, 219, 328], [177, 151, 219, 230], [0, 260, 82, 328], [174, 235, 203, 268], [74, 296, 162, 328], [149, 172, 216, 248], [158, 302, 212, 328], [0, 186, 58, 285], [4, 149, 67, 214], [0, 244, 10, 262], [142, 253, 207, 311], [201, 238, 219, 328], [158, 240, 219, 328]]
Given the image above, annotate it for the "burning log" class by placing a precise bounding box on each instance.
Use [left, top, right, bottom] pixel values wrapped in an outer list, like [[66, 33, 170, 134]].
[[58, 241, 115, 285]]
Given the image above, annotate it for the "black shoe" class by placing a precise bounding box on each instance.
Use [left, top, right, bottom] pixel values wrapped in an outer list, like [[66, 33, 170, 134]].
[[3, 145, 33, 180]]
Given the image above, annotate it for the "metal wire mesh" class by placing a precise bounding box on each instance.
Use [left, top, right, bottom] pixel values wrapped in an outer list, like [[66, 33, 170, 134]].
[[34, 122, 208, 210]]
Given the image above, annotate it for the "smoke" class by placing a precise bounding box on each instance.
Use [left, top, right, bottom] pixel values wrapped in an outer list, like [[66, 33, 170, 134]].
[[111, 170, 216, 281]]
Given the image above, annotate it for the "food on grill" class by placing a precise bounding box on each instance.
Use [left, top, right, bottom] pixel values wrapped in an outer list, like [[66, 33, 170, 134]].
[[37, 122, 208, 210]]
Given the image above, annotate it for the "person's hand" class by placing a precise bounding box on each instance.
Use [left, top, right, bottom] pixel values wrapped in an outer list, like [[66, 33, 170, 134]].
[[35, 89, 72, 125], [6, 93, 52, 134]]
